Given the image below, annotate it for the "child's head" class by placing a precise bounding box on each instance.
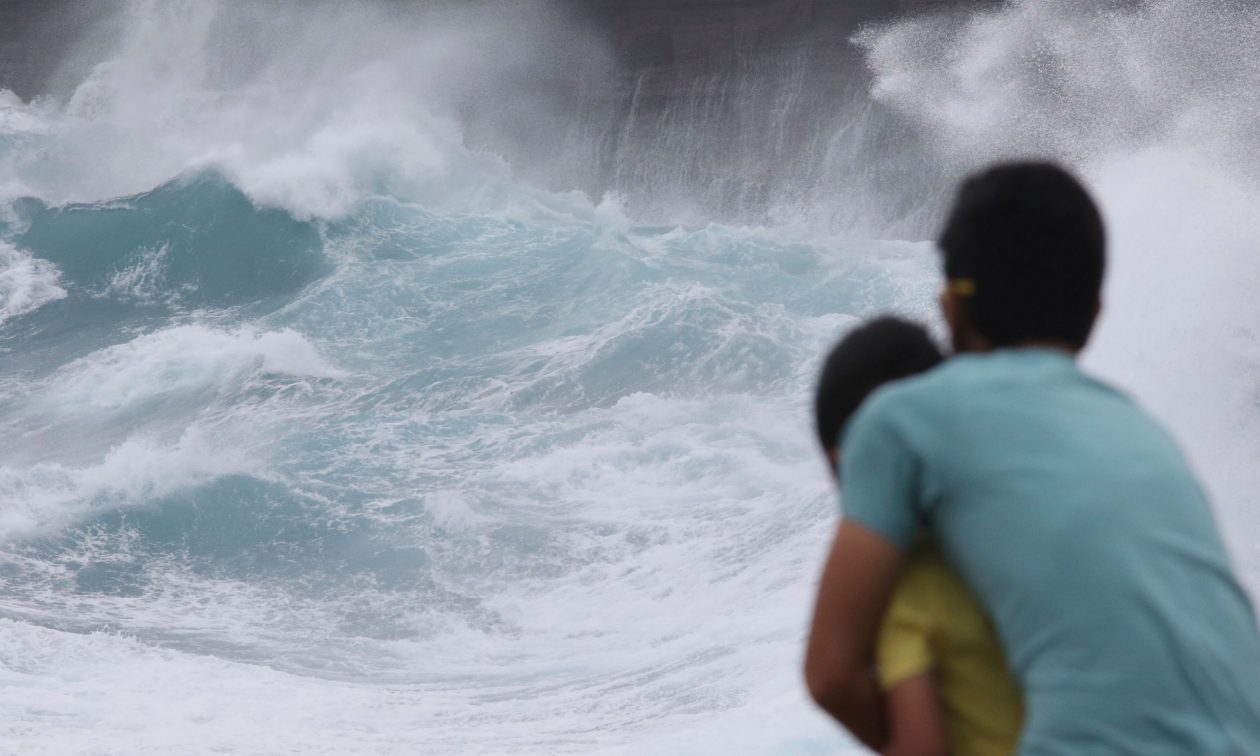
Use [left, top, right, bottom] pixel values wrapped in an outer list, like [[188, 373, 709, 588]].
[[814, 316, 942, 474]]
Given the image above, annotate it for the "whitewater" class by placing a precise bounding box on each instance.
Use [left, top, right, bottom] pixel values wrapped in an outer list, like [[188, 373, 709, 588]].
[[3, 1, 1260, 754]]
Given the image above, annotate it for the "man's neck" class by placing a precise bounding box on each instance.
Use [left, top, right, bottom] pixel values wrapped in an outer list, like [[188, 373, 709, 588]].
[[1009, 339, 1080, 356], [956, 339, 1081, 357]]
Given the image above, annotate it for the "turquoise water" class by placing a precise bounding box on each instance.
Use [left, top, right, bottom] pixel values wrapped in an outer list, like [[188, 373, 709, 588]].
[[0, 160, 935, 753]]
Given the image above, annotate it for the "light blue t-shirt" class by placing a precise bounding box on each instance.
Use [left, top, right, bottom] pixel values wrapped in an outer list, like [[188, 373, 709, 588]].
[[841, 349, 1260, 755]]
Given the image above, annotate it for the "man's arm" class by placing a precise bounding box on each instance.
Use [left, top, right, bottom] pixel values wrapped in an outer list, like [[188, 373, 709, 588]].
[[883, 673, 949, 756], [804, 519, 906, 750]]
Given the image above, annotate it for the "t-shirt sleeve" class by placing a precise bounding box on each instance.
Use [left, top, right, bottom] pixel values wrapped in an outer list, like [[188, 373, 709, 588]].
[[876, 575, 936, 689], [839, 396, 924, 549]]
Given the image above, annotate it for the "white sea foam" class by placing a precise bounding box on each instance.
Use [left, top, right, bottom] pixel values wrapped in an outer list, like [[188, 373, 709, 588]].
[[0, 241, 66, 326], [0, 427, 259, 540], [0, 89, 40, 125], [0, 324, 343, 539], [102, 243, 170, 303], [0, 618, 429, 756], [42, 324, 343, 412], [0, 615, 861, 755]]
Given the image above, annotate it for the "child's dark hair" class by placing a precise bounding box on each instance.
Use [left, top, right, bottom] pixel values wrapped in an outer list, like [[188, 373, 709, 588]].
[[814, 316, 943, 452], [939, 161, 1105, 348]]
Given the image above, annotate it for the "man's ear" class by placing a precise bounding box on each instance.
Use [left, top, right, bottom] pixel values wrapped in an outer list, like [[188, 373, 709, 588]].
[[939, 288, 989, 353], [939, 288, 970, 351], [939, 288, 963, 334]]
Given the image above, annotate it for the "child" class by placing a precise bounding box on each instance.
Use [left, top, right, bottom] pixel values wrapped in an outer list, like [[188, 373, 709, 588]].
[[814, 316, 1023, 756]]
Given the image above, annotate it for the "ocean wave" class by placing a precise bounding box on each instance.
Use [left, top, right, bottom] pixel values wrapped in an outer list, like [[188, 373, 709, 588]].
[[14, 171, 328, 309]]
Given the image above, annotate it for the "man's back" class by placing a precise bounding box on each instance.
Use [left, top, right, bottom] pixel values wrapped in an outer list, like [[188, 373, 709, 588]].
[[843, 348, 1260, 754]]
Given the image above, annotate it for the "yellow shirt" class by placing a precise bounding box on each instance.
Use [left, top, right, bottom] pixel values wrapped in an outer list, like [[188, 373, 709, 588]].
[[877, 541, 1024, 756]]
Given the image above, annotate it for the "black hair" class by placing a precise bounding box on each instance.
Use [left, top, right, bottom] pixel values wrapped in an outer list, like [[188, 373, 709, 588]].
[[939, 161, 1105, 348], [814, 316, 943, 452]]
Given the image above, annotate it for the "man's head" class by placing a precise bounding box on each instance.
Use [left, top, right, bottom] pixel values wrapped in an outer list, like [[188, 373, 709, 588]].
[[938, 162, 1106, 353], [814, 316, 943, 474]]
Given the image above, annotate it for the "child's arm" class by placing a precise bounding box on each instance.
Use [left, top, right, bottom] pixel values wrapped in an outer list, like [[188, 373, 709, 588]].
[[883, 672, 950, 756]]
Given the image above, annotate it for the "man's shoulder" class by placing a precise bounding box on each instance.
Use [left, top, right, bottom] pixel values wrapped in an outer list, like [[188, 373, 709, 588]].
[[868, 350, 1141, 413]]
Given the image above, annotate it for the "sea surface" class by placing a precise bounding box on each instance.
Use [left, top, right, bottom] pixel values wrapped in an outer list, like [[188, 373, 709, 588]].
[[4, 1, 1260, 754]]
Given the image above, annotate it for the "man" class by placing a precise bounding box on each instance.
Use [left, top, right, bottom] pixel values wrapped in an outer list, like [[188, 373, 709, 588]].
[[805, 162, 1260, 754]]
